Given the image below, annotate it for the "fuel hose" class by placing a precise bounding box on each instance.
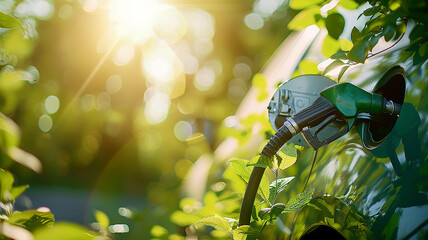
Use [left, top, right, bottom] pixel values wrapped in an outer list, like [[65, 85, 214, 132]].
[[238, 96, 338, 226]]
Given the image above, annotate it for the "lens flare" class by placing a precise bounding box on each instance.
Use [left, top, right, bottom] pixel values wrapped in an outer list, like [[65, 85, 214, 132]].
[[109, 0, 165, 43]]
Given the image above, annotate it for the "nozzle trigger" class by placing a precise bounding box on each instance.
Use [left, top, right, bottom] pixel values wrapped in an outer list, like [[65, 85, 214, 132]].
[[301, 115, 349, 150]]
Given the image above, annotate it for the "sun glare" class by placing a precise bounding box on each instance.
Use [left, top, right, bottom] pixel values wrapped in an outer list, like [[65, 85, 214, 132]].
[[109, 0, 165, 42]]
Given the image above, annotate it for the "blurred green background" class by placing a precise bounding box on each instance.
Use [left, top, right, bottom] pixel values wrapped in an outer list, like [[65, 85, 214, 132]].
[[0, 0, 295, 236]]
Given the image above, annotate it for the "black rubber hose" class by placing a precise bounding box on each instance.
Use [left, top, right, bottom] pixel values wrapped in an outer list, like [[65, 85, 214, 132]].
[[238, 124, 293, 226], [238, 97, 337, 226]]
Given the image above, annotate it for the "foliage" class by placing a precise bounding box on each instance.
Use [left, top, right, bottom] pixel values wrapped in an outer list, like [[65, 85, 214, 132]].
[[288, 0, 428, 81], [188, 152, 314, 239]]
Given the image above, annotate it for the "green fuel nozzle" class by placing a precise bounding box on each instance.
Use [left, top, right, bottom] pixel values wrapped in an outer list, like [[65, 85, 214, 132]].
[[239, 66, 406, 226]]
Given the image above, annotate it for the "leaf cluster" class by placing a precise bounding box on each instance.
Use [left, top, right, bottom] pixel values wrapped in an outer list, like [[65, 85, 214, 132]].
[[194, 143, 315, 239], [288, 0, 428, 81]]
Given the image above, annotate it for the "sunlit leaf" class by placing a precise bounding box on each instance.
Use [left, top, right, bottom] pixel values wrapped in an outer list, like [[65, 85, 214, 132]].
[[252, 73, 269, 102], [232, 225, 259, 240], [247, 154, 273, 168], [326, 13, 345, 39], [170, 211, 200, 226], [322, 60, 345, 76], [150, 225, 168, 237], [287, 6, 320, 31], [10, 185, 29, 200], [229, 159, 270, 202], [338, 65, 350, 82], [298, 60, 320, 74], [0, 222, 33, 240], [33, 222, 97, 240], [322, 35, 340, 58], [195, 215, 231, 234], [0, 168, 14, 202], [0, 12, 21, 29], [289, 0, 323, 10], [284, 189, 315, 212], [276, 142, 297, 170], [269, 177, 295, 203], [8, 147, 42, 173], [0, 113, 20, 151], [340, 38, 353, 51], [9, 210, 54, 231], [94, 210, 109, 230], [339, 0, 359, 10]]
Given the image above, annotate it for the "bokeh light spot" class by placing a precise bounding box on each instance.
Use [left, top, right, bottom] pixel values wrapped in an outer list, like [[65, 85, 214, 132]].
[[44, 95, 60, 114], [15, 0, 53, 19], [38, 114, 53, 132], [194, 67, 215, 91], [182, 55, 199, 74], [143, 54, 175, 83], [244, 13, 264, 30], [113, 44, 134, 66], [174, 121, 193, 141], [233, 62, 252, 80], [58, 4, 73, 19], [144, 92, 170, 124], [106, 75, 122, 94]]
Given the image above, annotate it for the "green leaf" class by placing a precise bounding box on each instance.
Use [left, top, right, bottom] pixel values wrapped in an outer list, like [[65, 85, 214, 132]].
[[330, 50, 347, 60], [170, 211, 200, 226], [269, 177, 295, 203], [258, 203, 285, 223], [0, 12, 21, 29], [322, 35, 340, 58], [8, 147, 42, 173], [347, 41, 369, 63], [276, 142, 297, 170], [338, 65, 350, 82], [10, 185, 29, 200], [270, 203, 286, 219], [0, 168, 14, 202], [351, 27, 361, 43], [362, 5, 381, 16], [383, 23, 395, 41], [339, 0, 359, 10], [94, 210, 109, 230], [284, 189, 315, 212], [322, 60, 345, 76], [232, 225, 259, 240], [419, 42, 428, 57], [368, 34, 382, 50], [326, 13, 345, 39], [247, 154, 272, 168], [195, 215, 231, 234], [33, 222, 97, 240], [298, 60, 320, 74], [252, 74, 269, 102], [229, 159, 270, 202], [340, 38, 353, 51], [289, 0, 323, 10], [9, 210, 54, 230], [252, 73, 266, 89], [393, 21, 406, 40], [151, 225, 168, 237], [287, 6, 320, 31]]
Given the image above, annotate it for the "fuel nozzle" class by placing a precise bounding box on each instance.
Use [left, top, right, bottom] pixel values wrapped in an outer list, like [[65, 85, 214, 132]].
[[239, 66, 406, 226]]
